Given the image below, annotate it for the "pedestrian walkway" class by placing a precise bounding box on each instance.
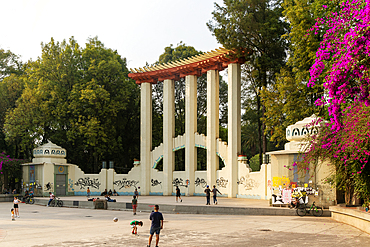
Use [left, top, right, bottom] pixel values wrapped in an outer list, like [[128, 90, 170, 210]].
[[0, 202, 367, 247], [32, 195, 331, 217]]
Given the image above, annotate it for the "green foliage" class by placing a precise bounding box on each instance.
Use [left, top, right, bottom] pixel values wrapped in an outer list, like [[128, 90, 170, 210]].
[[208, 0, 288, 161], [261, 0, 334, 146], [0, 152, 28, 191], [3, 37, 140, 173], [249, 154, 260, 172]]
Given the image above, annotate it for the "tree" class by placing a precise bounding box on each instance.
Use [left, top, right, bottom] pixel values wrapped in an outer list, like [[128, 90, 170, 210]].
[[208, 0, 288, 163], [296, 0, 370, 205], [261, 0, 334, 146], [4, 37, 140, 173], [0, 49, 23, 81], [0, 49, 25, 158]]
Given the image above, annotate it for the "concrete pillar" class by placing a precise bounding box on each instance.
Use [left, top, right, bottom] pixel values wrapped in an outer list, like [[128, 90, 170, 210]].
[[185, 75, 197, 195], [227, 63, 241, 198], [107, 168, 114, 192], [140, 82, 152, 195], [163, 79, 175, 196], [207, 70, 219, 188]]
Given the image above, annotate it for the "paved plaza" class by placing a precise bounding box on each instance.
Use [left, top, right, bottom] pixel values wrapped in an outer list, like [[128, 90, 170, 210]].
[[1, 198, 369, 247]]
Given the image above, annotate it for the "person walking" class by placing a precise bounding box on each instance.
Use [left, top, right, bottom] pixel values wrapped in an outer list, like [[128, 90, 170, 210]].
[[147, 205, 163, 247], [175, 186, 182, 202], [132, 195, 138, 215], [134, 188, 139, 199], [212, 185, 222, 205], [13, 197, 21, 218], [204, 185, 211, 205]]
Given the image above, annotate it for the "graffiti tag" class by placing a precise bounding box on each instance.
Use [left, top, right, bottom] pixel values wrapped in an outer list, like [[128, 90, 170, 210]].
[[172, 178, 187, 187], [75, 177, 101, 189], [216, 177, 228, 188], [45, 182, 53, 191], [151, 179, 162, 187], [237, 175, 258, 190], [68, 178, 74, 191], [194, 177, 207, 188], [114, 178, 139, 189]]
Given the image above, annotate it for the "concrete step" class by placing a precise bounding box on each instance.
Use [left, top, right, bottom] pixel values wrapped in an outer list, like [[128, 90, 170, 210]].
[[32, 198, 331, 217]]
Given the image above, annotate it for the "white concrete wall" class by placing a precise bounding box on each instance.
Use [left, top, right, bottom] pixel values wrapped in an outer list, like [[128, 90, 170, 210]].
[[194, 171, 207, 195], [43, 163, 54, 195], [150, 168, 164, 195], [237, 163, 268, 200], [172, 171, 187, 195], [72, 165, 105, 196], [112, 166, 141, 195]]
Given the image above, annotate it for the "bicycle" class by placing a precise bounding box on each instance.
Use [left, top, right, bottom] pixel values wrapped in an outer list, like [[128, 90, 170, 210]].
[[25, 196, 35, 204], [49, 197, 63, 207], [296, 201, 323, 217]]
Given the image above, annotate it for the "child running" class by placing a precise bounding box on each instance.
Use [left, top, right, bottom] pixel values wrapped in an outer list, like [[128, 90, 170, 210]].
[[130, 220, 143, 234]]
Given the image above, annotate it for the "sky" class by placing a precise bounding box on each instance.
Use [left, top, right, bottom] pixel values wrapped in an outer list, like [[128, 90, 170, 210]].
[[1, 0, 224, 69]]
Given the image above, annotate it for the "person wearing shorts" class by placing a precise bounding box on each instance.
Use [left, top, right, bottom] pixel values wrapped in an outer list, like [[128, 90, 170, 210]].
[[130, 220, 143, 234], [148, 205, 163, 247], [13, 197, 20, 218], [132, 195, 138, 215]]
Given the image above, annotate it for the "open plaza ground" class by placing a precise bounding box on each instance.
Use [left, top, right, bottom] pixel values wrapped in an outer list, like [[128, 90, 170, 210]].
[[0, 196, 369, 247]]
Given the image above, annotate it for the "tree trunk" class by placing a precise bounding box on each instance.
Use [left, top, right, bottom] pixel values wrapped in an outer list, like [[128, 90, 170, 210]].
[[256, 94, 263, 167], [345, 181, 354, 205]]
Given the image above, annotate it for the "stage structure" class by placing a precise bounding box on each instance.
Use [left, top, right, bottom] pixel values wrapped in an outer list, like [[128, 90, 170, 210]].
[[129, 48, 246, 197]]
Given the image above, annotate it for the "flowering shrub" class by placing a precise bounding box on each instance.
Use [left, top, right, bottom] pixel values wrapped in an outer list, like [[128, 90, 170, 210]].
[[297, 0, 370, 205], [309, 0, 370, 130], [0, 152, 27, 191]]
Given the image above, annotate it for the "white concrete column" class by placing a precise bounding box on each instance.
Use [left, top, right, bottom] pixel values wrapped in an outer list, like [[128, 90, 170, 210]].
[[185, 75, 197, 195], [207, 70, 219, 188], [227, 63, 241, 198], [140, 82, 152, 195], [107, 168, 114, 192], [163, 79, 175, 196]]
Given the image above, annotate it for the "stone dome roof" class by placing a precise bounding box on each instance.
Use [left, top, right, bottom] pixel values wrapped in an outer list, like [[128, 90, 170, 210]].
[[33, 141, 66, 158]]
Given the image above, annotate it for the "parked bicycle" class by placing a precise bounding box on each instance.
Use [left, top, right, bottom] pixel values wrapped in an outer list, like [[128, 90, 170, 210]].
[[49, 197, 63, 207], [296, 201, 323, 217]]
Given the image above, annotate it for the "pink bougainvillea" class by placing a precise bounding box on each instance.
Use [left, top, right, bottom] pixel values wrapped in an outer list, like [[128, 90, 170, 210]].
[[308, 0, 370, 131], [297, 0, 370, 205]]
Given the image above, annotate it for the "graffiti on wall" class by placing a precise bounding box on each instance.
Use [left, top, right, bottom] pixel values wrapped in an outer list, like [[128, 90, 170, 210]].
[[68, 178, 74, 191], [113, 178, 139, 189], [237, 175, 258, 190], [216, 177, 228, 188], [75, 177, 101, 189], [151, 179, 162, 187], [194, 177, 207, 188], [172, 178, 187, 187], [45, 182, 53, 191]]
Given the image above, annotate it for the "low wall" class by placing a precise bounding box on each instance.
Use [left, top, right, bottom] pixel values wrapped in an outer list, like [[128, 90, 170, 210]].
[[330, 206, 370, 235], [31, 197, 331, 216], [0, 194, 20, 202]]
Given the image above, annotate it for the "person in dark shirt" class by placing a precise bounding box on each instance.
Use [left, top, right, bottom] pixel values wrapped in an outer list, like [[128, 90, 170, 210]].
[[204, 185, 211, 205], [212, 185, 222, 205], [148, 205, 163, 247], [132, 195, 138, 215], [176, 186, 182, 202]]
